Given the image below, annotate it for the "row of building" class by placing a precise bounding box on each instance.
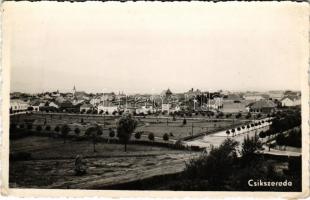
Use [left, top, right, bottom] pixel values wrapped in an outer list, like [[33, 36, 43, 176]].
[[10, 87, 301, 115]]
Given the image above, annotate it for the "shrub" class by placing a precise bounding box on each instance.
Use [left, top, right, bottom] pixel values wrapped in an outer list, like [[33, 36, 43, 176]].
[[36, 125, 42, 132], [169, 132, 174, 137], [54, 126, 60, 132], [245, 113, 251, 119], [74, 127, 80, 135], [236, 113, 242, 119], [259, 131, 266, 138], [241, 133, 262, 159], [148, 133, 155, 141], [134, 132, 141, 139], [237, 127, 241, 131], [45, 125, 51, 131], [183, 118, 187, 125], [109, 128, 115, 138], [184, 138, 239, 186], [163, 133, 169, 141]]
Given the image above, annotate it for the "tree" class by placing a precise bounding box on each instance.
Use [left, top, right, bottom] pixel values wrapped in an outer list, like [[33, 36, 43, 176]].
[[36, 125, 42, 132], [163, 133, 169, 141], [184, 138, 239, 186], [134, 132, 141, 139], [61, 124, 71, 143], [241, 133, 262, 160], [85, 124, 103, 152], [276, 133, 286, 147], [116, 113, 138, 152], [74, 127, 80, 136], [245, 113, 251, 119], [109, 128, 115, 138], [54, 126, 60, 133], [259, 131, 266, 138], [226, 130, 230, 137], [45, 125, 51, 131], [183, 118, 187, 125], [231, 129, 235, 137], [236, 113, 242, 119], [148, 133, 155, 142]]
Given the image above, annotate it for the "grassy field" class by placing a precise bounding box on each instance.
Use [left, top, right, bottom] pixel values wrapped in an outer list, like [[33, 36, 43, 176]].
[[10, 136, 197, 189], [11, 113, 248, 141]]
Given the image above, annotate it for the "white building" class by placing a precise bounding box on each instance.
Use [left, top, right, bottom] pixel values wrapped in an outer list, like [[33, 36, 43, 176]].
[[49, 102, 59, 109], [136, 105, 155, 115], [98, 104, 119, 114], [90, 97, 101, 106], [161, 103, 171, 113], [281, 96, 301, 107], [10, 99, 29, 114], [80, 103, 93, 113]]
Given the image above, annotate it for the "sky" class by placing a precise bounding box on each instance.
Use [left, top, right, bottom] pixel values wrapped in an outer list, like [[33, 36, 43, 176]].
[[4, 2, 308, 94]]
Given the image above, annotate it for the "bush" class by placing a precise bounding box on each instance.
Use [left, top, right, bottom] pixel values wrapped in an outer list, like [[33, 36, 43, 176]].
[[245, 113, 251, 119], [135, 132, 141, 139], [183, 118, 187, 125], [36, 125, 42, 131], [74, 127, 80, 135], [148, 133, 155, 141], [109, 128, 115, 138], [45, 125, 51, 131], [236, 113, 242, 119], [259, 131, 266, 138], [163, 133, 169, 141], [237, 127, 241, 131], [184, 138, 239, 186], [54, 126, 60, 133], [241, 133, 262, 159]]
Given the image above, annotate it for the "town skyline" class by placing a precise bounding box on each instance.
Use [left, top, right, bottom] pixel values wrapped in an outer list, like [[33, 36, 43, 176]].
[[10, 86, 300, 95]]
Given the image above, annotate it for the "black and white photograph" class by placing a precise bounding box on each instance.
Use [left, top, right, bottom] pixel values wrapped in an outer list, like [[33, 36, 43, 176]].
[[2, 1, 309, 197]]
